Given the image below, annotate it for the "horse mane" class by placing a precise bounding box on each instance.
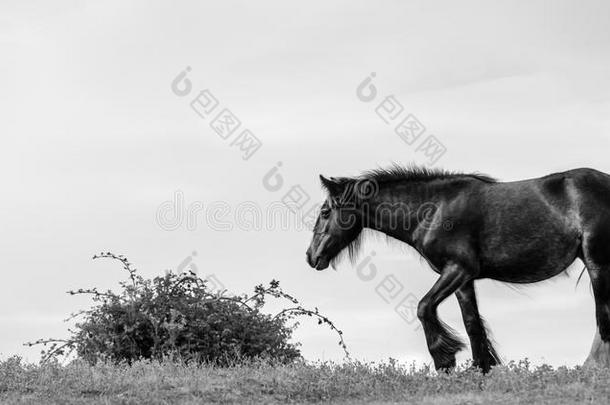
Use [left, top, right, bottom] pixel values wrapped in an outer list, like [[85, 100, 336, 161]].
[[325, 164, 496, 268], [359, 164, 497, 185], [321, 164, 497, 197]]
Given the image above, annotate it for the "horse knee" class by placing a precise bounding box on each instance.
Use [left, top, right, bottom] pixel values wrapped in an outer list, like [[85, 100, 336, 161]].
[[417, 299, 432, 321]]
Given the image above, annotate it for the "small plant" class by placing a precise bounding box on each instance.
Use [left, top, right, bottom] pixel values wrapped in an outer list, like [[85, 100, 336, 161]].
[[26, 252, 348, 365]]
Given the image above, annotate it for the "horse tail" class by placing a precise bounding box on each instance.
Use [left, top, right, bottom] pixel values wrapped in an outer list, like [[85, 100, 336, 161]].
[[575, 265, 587, 289]]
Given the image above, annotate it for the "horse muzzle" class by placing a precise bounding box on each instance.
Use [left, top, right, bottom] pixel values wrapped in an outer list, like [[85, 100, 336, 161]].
[[306, 249, 330, 271]]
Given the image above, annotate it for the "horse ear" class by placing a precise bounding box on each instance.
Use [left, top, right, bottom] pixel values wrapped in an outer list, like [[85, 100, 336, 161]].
[[319, 174, 332, 190], [319, 175, 345, 195]]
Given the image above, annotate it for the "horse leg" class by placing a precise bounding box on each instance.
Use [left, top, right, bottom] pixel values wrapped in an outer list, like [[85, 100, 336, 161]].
[[584, 263, 610, 367], [455, 280, 501, 373], [417, 262, 468, 370], [582, 228, 610, 367]]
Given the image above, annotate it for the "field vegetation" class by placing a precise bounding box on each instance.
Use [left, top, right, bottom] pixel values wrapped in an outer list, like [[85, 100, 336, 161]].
[[4, 253, 607, 404], [1, 357, 609, 404]]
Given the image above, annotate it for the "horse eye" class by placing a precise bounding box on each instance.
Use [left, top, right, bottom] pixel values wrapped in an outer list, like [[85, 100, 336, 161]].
[[321, 209, 331, 219]]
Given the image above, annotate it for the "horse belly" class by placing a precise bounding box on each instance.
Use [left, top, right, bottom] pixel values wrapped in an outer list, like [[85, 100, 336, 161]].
[[479, 234, 581, 283], [476, 182, 583, 283]]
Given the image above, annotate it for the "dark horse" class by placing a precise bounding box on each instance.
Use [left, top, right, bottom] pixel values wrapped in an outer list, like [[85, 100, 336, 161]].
[[305, 165, 610, 372]]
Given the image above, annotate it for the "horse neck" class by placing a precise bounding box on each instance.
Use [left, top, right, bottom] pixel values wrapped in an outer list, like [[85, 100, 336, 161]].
[[361, 181, 447, 245]]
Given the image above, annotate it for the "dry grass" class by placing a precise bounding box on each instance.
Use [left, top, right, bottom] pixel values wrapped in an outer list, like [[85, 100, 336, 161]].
[[1, 356, 609, 404]]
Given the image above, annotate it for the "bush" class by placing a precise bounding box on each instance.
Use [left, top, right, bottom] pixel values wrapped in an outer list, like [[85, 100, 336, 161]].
[[27, 253, 347, 365]]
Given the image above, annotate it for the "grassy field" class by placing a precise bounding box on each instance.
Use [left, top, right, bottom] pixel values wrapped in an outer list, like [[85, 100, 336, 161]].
[[1, 357, 609, 404]]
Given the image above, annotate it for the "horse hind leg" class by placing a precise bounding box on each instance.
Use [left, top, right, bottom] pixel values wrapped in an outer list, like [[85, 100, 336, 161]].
[[455, 280, 501, 373], [584, 265, 610, 368], [582, 227, 610, 367]]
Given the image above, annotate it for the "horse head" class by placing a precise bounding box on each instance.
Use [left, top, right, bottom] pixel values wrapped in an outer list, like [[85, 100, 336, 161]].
[[306, 175, 375, 270]]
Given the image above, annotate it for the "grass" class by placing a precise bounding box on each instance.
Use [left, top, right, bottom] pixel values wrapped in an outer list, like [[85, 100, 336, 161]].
[[1, 357, 610, 404]]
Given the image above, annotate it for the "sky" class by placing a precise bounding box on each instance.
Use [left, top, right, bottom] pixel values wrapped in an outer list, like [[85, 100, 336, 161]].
[[1, 0, 610, 367]]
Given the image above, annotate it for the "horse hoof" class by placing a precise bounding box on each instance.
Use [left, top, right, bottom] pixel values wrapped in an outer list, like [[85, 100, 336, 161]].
[[467, 364, 491, 374], [434, 358, 456, 372]]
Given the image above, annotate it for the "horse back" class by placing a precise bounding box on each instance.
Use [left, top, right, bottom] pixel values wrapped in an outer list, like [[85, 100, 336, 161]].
[[470, 168, 610, 281]]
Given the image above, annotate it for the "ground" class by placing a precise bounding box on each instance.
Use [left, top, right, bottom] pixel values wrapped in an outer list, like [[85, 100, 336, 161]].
[[1, 357, 609, 404]]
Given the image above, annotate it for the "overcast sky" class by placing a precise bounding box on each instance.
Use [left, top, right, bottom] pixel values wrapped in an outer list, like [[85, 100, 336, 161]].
[[2, 0, 610, 366]]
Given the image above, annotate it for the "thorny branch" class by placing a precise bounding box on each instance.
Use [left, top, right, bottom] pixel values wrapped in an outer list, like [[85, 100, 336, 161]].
[[25, 252, 350, 362]]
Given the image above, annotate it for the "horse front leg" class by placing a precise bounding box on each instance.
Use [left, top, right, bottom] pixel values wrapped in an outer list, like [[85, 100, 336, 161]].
[[455, 280, 501, 373], [417, 262, 468, 371]]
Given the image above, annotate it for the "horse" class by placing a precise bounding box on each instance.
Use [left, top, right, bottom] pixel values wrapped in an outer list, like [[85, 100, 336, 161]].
[[305, 165, 610, 372]]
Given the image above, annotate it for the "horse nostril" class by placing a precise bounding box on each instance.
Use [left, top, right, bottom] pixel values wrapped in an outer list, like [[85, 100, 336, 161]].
[[306, 249, 317, 268]]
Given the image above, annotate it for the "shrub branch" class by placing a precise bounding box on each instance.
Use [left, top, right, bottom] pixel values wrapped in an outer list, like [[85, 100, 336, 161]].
[[25, 252, 349, 363]]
